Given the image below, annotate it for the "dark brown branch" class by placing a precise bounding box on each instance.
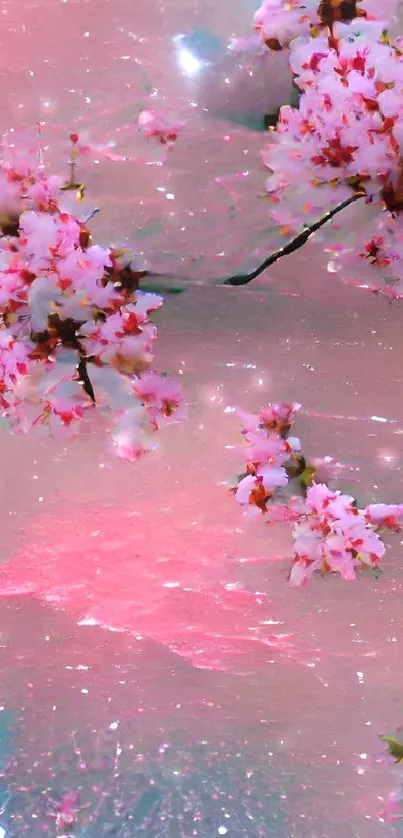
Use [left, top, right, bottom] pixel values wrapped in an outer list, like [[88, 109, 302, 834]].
[[146, 191, 366, 287], [222, 192, 366, 286], [77, 357, 96, 403]]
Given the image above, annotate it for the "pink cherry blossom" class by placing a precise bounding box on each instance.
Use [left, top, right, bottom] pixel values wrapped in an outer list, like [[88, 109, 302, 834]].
[[258, 401, 301, 433], [56, 244, 111, 289], [366, 503, 403, 530], [132, 370, 186, 425], [290, 485, 386, 582], [289, 556, 321, 587], [0, 133, 184, 457], [25, 173, 64, 211], [254, 0, 399, 52], [257, 464, 288, 490], [245, 432, 291, 467], [233, 401, 402, 584], [234, 401, 303, 515], [112, 407, 157, 461], [292, 518, 324, 564], [254, 0, 403, 299], [254, 0, 318, 50], [138, 109, 181, 145], [305, 483, 338, 516], [236, 474, 261, 506]]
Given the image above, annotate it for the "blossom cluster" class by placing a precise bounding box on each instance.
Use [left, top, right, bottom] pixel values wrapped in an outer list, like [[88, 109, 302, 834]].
[[234, 401, 303, 521], [257, 0, 403, 297], [138, 109, 181, 146], [233, 401, 403, 585], [254, 0, 398, 52], [290, 483, 403, 585], [0, 134, 184, 459]]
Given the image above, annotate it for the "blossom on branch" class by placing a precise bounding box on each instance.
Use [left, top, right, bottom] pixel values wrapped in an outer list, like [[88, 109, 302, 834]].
[[255, 0, 403, 296], [232, 402, 403, 585], [254, 0, 398, 51], [0, 134, 184, 458], [290, 483, 386, 585]]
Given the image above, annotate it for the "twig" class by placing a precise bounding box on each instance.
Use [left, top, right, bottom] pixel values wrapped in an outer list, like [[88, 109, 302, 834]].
[[222, 191, 366, 286], [77, 357, 96, 403], [147, 191, 366, 288]]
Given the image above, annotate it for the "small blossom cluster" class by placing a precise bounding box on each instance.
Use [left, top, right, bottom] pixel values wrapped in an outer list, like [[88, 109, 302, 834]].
[[254, 0, 319, 52], [290, 483, 403, 585], [234, 401, 304, 522], [233, 402, 403, 585], [138, 109, 181, 146], [0, 134, 184, 459], [257, 0, 403, 297]]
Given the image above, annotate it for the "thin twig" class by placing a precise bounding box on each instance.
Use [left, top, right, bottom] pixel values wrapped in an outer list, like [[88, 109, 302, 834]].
[[222, 191, 366, 286], [77, 357, 96, 403], [147, 191, 366, 288]]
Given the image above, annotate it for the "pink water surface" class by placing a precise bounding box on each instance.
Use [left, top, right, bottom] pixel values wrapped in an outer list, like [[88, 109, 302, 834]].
[[1, 0, 403, 836]]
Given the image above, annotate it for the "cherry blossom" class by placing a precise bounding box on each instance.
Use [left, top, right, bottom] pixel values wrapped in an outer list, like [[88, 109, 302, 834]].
[[132, 370, 187, 426], [289, 485, 386, 585], [366, 503, 403, 530], [138, 108, 181, 146], [232, 401, 403, 585], [0, 134, 184, 458], [255, 0, 403, 297], [254, 0, 399, 52], [254, 0, 318, 51]]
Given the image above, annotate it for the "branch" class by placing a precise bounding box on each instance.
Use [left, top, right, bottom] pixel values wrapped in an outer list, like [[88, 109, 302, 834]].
[[222, 191, 366, 286], [146, 192, 366, 288], [77, 357, 96, 403]]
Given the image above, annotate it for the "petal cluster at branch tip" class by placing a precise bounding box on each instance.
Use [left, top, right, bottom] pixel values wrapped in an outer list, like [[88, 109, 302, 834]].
[[232, 401, 403, 584]]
